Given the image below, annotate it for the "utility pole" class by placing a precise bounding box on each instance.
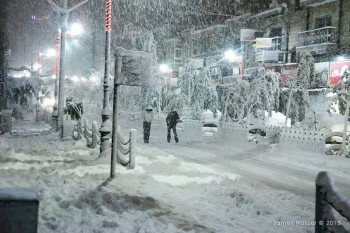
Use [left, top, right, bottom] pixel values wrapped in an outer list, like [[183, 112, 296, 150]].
[[99, 0, 112, 156], [58, 1, 68, 138], [46, 0, 88, 138]]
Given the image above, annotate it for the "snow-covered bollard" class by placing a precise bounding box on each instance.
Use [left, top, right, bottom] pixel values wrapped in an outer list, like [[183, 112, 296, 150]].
[[315, 171, 350, 233], [72, 119, 83, 140], [0, 188, 39, 233], [90, 121, 100, 149]]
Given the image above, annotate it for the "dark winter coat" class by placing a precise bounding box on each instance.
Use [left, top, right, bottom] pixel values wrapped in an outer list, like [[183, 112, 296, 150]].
[[166, 111, 180, 127]]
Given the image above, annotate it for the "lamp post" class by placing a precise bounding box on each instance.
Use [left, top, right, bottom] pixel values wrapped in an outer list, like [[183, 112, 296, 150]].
[[53, 29, 61, 131], [224, 49, 243, 80], [99, 0, 112, 157], [57, 7, 68, 138], [46, 0, 88, 138]]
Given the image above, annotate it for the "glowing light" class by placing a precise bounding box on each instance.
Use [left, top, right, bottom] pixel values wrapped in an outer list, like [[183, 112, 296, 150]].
[[159, 64, 171, 73], [71, 76, 80, 83], [69, 23, 84, 36], [224, 49, 237, 62], [46, 48, 56, 58], [42, 98, 55, 108]]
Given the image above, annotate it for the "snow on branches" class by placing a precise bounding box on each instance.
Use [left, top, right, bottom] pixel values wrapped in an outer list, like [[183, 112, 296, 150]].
[[222, 67, 280, 122]]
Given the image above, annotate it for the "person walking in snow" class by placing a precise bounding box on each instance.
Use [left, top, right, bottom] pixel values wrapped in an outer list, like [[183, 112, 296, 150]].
[[166, 109, 181, 143], [142, 105, 154, 143]]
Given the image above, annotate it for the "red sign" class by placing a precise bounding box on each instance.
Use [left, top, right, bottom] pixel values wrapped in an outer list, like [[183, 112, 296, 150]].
[[329, 61, 350, 87]]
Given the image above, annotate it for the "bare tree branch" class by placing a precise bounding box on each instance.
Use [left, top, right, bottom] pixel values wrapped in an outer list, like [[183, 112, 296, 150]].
[[7, 66, 54, 78], [46, 0, 63, 13], [66, 0, 89, 13]]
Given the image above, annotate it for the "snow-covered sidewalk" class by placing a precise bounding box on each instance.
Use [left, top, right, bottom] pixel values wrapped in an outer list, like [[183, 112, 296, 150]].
[[0, 132, 317, 233]]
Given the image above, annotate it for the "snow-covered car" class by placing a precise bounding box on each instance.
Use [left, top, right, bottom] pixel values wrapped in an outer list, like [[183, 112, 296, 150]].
[[202, 123, 218, 137], [247, 127, 267, 143], [201, 110, 221, 137]]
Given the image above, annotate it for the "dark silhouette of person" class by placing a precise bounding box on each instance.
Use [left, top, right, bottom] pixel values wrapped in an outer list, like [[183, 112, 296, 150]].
[[142, 105, 154, 143], [166, 110, 181, 143]]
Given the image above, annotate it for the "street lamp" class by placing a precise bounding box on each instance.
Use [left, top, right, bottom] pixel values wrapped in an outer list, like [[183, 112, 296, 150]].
[[224, 49, 243, 80], [159, 63, 171, 73], [69, 23, 84, 37], [159, 64, 172, 110], [224, 49, 237, 62], [47, 0, 88, 138]]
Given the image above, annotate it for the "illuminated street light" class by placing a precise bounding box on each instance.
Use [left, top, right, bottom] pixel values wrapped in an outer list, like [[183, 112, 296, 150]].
[[224, 49, 242, 62], [47, 0, 88, 138], [69, 23, 84, 37], [224, 49, 243, 81], [159, 64, 171, 73]]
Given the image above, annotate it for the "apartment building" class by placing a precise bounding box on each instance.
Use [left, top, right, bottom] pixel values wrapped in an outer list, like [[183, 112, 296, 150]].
[[162, 0, 350, 88]]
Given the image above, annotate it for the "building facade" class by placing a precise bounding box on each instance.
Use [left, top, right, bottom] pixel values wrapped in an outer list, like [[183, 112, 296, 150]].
[[161, 0, 350, 87]]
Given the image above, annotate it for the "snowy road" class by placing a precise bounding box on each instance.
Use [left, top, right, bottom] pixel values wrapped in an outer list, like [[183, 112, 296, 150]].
[[134, 120, 350, 202]]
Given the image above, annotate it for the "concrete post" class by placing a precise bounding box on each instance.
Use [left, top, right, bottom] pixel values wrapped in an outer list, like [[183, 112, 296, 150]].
[[111, 55, 122, 178]]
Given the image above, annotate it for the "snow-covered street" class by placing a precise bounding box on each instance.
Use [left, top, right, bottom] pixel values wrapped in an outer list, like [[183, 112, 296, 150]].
[[1, 119, 350, 232], [3, 0, 350, 232]]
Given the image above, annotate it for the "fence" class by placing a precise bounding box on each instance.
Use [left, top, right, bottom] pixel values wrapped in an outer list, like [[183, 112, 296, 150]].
[[279, 127, 325, 153], [183, 119, 326, 152], [315, 171, 350, 233], [73, 119, 136, 169], [73, 119, 100, 148]]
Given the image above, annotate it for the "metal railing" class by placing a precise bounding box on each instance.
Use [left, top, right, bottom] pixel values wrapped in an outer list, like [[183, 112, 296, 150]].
[[315, 171, 350, 233], [255, 36, 284, 52], [297, 26, 338, 48]]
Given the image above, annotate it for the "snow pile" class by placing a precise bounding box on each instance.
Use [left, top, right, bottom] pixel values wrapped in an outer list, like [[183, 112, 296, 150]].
[[264, 111, 291, 127], [11, 121, 52, 136], [200, 109, 222, 124]]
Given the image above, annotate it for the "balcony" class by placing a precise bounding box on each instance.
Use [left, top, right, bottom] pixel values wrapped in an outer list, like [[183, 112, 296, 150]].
[[300, 0, 337, 7], [297, 26, 338, 54], [255, 37, 286, 63]]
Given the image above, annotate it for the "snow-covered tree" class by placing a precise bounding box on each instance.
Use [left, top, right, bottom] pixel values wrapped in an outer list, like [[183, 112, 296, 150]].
[[177, 63, 219, 118], [221, 67, 280, 123], [7, 76, 48, 120], [222, 80, 250, 122], [249, 68, 280, 117], [283, 52, 315, 125], [296, 52, 315, 88]]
